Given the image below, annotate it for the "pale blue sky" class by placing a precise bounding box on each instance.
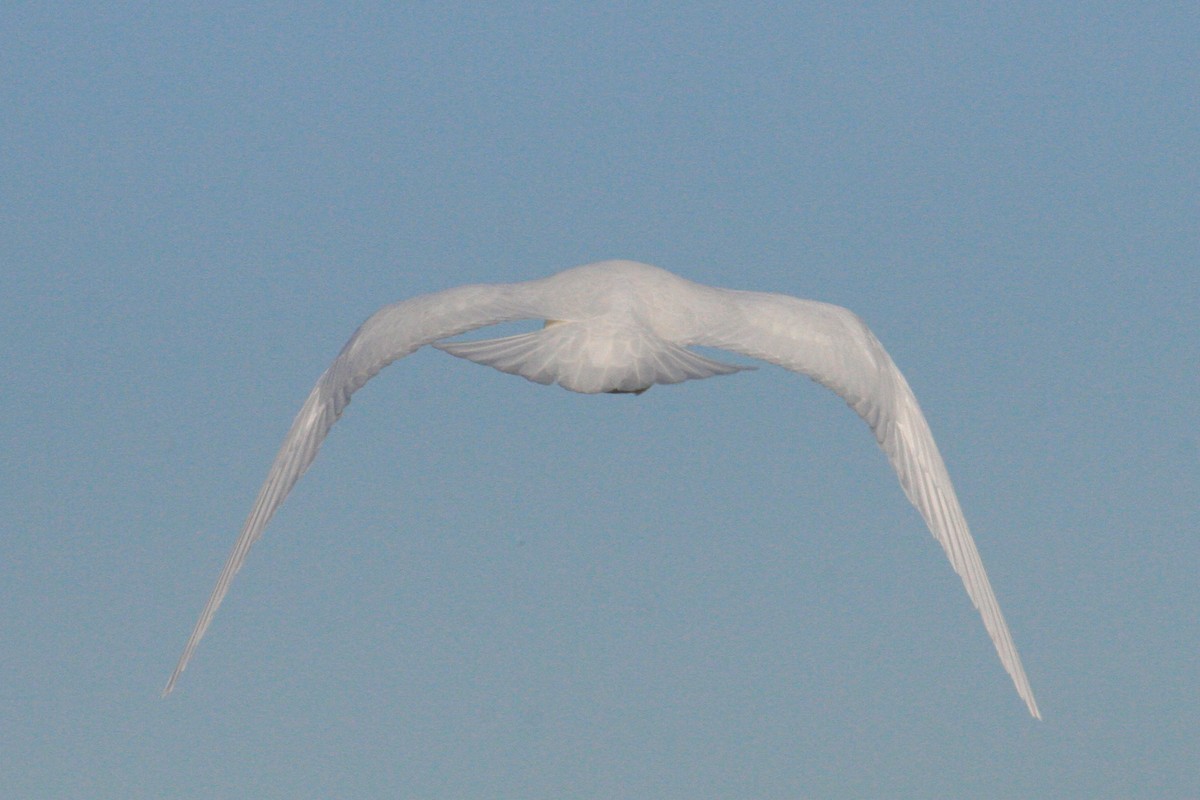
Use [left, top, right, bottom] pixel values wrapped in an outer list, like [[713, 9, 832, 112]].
[[3, 3, 1197, 798]]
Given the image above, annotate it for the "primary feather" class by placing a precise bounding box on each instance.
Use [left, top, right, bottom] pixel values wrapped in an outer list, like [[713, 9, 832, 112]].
[[163, 260, 1039, 718]]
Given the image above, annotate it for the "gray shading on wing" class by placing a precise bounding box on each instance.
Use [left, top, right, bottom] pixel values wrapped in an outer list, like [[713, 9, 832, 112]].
[[694, 288, 1041, 718], [162, 282, 542, 696]]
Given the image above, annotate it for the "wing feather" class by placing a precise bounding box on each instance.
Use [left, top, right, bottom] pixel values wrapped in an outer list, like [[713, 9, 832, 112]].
[[693, 289, 1040, 718], [163, 283, 540, 695]]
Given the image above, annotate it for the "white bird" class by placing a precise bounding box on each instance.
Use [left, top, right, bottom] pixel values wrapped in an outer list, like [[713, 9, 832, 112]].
[[163, 259, 1040, 718]]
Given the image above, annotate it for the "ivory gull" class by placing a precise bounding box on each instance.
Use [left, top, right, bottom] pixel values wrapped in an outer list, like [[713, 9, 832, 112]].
[[163, 259, 1039, 718]]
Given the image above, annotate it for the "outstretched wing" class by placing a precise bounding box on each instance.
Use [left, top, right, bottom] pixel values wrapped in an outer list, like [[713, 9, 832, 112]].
[[693, 288, 1040, 718], [163, 282, 540, 696]]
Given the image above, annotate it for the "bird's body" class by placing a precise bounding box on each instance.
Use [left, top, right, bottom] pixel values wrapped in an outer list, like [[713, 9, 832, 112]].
[[434, 261, 756, 393], [164, 260, 1040, 718]]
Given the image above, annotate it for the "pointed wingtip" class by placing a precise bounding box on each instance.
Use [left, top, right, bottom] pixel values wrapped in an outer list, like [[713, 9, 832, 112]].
[[161, 670, 181, 699]]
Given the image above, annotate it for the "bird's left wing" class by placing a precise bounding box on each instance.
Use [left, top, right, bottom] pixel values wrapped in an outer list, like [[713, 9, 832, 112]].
[[688, 287, 1040, 718], [163, 281, 539, 696]]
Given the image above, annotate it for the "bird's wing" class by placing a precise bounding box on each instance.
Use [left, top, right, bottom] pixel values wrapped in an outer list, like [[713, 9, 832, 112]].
[[691, 288, 1040, 718], [163, 282, 540, 696]]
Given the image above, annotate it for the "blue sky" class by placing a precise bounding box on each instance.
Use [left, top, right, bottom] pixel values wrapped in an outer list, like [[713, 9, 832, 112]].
[[3, 3, 1197, 797]]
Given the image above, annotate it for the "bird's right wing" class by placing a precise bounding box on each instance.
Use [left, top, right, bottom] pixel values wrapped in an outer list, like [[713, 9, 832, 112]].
[[690, 288, 1040, 718], [163, 281, 541, 696]]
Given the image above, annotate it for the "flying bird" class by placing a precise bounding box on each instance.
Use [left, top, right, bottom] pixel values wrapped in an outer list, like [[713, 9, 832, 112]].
[[164, 259, 1040, 718]]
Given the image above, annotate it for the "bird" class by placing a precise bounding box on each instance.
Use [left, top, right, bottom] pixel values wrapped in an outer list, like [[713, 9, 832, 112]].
[[163, 259, 1040, 718]]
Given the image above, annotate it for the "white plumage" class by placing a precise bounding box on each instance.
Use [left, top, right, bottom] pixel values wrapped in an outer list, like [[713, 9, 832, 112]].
[[164, 259, 1040, 718]]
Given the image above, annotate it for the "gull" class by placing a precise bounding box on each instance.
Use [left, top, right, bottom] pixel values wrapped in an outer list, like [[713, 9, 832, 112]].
[[163, 259, 1040, 718]]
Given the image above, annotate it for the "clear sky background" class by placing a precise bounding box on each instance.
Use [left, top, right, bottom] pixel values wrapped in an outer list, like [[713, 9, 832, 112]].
[[3, 4, 1197, 798]]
